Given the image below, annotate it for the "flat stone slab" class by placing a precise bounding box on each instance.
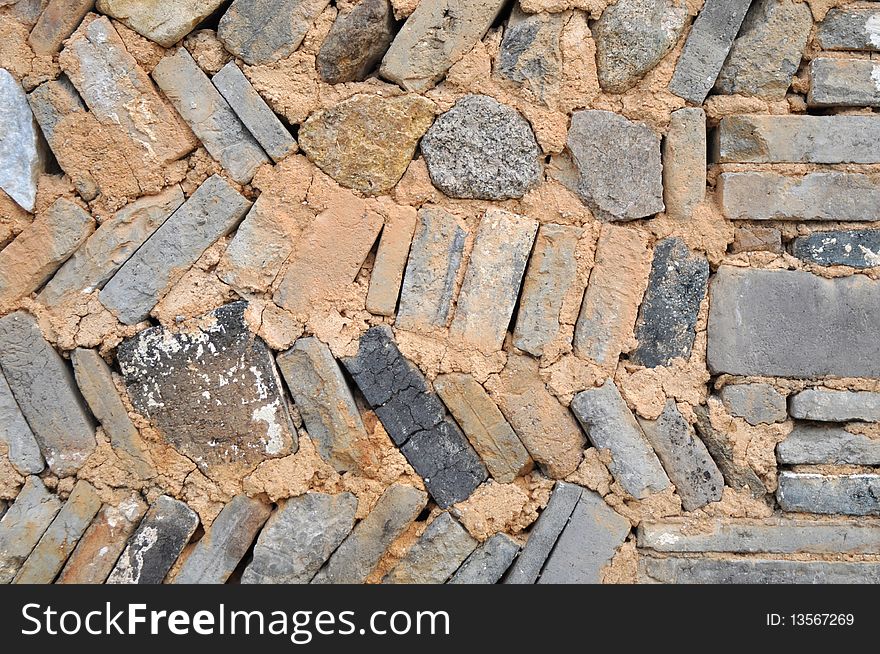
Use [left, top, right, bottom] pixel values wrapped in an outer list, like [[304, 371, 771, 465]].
[[818, 6, 880, 51], [789, 388, 880, 422], [99, 175, 251, 324], [719, 383, 787, 426], [448, 533, 519, 584], [242, 493, 357, 585], [792, 229, 880, 269], [107, 496, 199, 584], [28, 0, 95, 55], [0, 312, 96, 476], [640, 557, 880, 584], [694, 405, 767, 497], [707, 267, 880, 379], [366, 203, 418, 317], [571, 380, 670, 500], [96, 0, 227, 47], [662, 108, 706, 220], [317, 0, 396, 83], [777, 472, 880, 516], [777, 425, 880, 466], [383, 512, 477, 584], [497, 7, 566, 103], [809, 57, 880, 107], [0, 476, 62, 584], [116, 301, 296, 474], [0, 68, 45, 212], [0, 368, 43, 475]]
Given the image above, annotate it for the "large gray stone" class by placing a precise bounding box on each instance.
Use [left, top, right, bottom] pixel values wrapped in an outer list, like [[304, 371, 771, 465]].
[[383, 512, 477, 584], [708, 267, 880, 379], [790, 388, 880, 423], [777, 472, 880, 516], [809, 57, 880, 107], [0, 476, 62, 584], [0, 368, 44, 475], [663, 108, 706, 220], [95, 0, 227, 48], [497, 7, 566, 103], [792, 229, 880, 269], [777, 425, 880, 466], [242, 492, 358, 584], [0, 68, 45, 212], [640, 557, 880, 584], [0, 312, 96, 477], [571, 380, 670, 500], [719, 383, 787, 426], [448, 533, 519, 584], [818, 6, 880, 51], [317, 0, 395, 84], [694, 404, 767, 497], [99, 175, 251, 324]]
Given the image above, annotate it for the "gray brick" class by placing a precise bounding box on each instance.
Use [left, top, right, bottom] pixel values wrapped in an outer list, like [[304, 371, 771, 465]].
[[694, 405, 768, 497], [0, 68, 45, 212], [28, 0, 94, 55], [100, 176, 251, 324], [0, 367, 43, 475], [640, 557, 880, 584], [778, 425, 880, 466], [790, 388, 880, 422], [809, 57, 880, 107], [448, 533, 519, 585], [571, 380, 670, 500], [0, 312, 95, 477], [242, 492, 358, 585], [818, 6, 880, 51], [662, 108, 706, 220], [730, 226, 783, 255], [777, 472, 880, 516], [792, 229, 880, 269], [708, 267, 880, 379], [317, 0, 395, 84], [382, 512, 477, 584], [0, 477, 62, 584], [719, 383, 787, 426]]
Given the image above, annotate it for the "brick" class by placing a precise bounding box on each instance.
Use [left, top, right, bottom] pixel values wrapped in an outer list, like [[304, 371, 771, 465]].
[[0, 368, 44, 475], [777, 472, 880, 516], [708, 267, 880, 379], [504, 481, 582, 584], [212, 62, 297, 163], [448, 533, 519, 584], [640, 557, 880, 584], [486, 354, 585, 479], [366, 203, 418, 317], [694, 404, 767, 497], [382, 513, 477, 584], [434, 373, 533, 483], [152, 47, 269, 183], [14, 480, 102, 584], [342, 327, 487, 508], [312, 484, 427, 584], [668, 0, 752, 104], [107, 496, 199, 584], [0, 198, 94, 307], [790, 388, 880, 422], [538, 490, 629, 584], [730, 227, 783, 255], [573, 224, 650, 365], [792, 229, 880, 269], [173, 495, 272, 584], [381, 0, 506, 92], [809, 57, 880, 107], [0, 312, 96, 476], [0, 68, 46, 212], [719, 383, 787, 426], [40, 187, 184, 306], [99, 175, 251, 324], [317, 0, 395, 84], [242, 492, 358, 584], [277, 337, 374, 474], [28, 0, 94, 55], [396, 208, 468, 332], [662, 108, 705, 220], [778, 425, 880, 466], [95, 0, 227, 48], [818, 6, 880, 51], [0, 477, 62, 584], [449, 209, 538, 352], [571, 380, 670, 500], [497, 7, 566, 102]]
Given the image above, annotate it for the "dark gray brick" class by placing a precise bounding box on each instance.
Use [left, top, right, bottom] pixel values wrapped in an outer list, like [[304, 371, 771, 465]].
[[777, 472, 880, 516], [778, 425, 880, 466], [792, 230, 880, 269], [641, 557, 880, 584], [448, 533, 519, 584], [0, 476, 62, 584], [382, 513, 477, 584]]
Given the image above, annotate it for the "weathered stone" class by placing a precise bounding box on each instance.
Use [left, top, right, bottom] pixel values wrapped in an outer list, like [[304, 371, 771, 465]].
[[497, 7, 565, 102], [313, 484, 426, 584], [242, 492, 358, 584], [792, 229, 880, 269], [640, 557, 880, 584], [383, 512, 477, 584], [99, 175, 251, 324], [663, 108, 705, 220], [397, 208, 468, 331], [818, 6, 880, 51], [0, 312, 96, 477], [0, 502, 5, 520], [789, 388, 880, 423], [380, 0, 506, 92], [434, 373, 533, 483], [449, 209, 538, 352], [366, 203, 418, 316], [96, 0, 226, 47], [107, 496, 199, 584], [777, 472, 880, 516], [639, 400, 722, 511], [486, 354, 585, 479], [218, 0, 331, 65], [573, 224, 650, 365], [278, 337, 374, 474], [694, 404, 767, 497], [0, 68, 45, 212], [116, 302, 296, 474], [40, 187, 184, 306], [299, 94, 434, 194], [778, 425, 880, 466], [707, 267, 880, 379], [0, 476, 62, 584], [513, 224, 582, 357], [563, 110, 663, 221], [57, 496, 146, 584], [668, 0, 752, 104], [152, 47, 269, 183], [0, 198, 94, 307], [714, 0, 811, 100], [504, 481, 582, 584], [571, 380, 670, 500], [0, 368, 43, 475], [317, 0, 395, 84], [14, 480, 102, 584], [631, 237, 708, 368], [7, 0, 50, 27], [730, 227, 783, 255], [28, 0, 94, 54], [213, 62, 297, 163], [173, 495, 272, 584], [448, 533, 519, 584], [421, 95, 542, 200], [342, 327, 487, 508], [719, 384, 787, 426], [538, 490, 629, 584], [71, 348, 152, 477], [595, 0, 687, 93], [809, 57, 880, 107], [719, 172, 880, 222]]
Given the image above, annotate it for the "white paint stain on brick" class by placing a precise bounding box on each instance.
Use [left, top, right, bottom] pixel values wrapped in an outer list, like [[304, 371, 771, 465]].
[[866, 14, 880, 49], [252, 399, 284, 455]]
